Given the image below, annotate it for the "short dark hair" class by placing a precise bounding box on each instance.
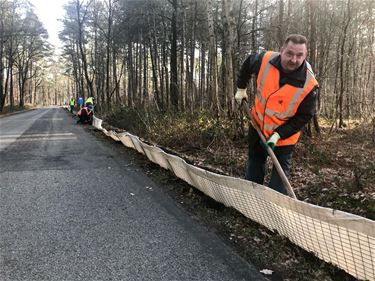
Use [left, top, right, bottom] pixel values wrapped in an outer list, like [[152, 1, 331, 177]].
[[284, 34, 308, 46]]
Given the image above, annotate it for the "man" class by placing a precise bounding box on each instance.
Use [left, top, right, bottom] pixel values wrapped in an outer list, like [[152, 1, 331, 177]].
[[77, 96, 84, 109], [235, 34, 318, 195], [76, 105, 93, 125], [69, 97, 75, 114], [85, 96, 95, 113], [85, 96, 94, 106]]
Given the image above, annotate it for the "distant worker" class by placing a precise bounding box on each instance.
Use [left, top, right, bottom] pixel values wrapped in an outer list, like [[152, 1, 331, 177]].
[[76, 105, 93, 125], [85, 96, 95, 113], [235, 34, 318, 195], [85, 96, 94, 106], [77, 96, 84, 109], [69, 97, 75, 114]]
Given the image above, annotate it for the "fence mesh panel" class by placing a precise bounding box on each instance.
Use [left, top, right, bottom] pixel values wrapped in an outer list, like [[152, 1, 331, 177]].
[[93, 116, 375, 281]]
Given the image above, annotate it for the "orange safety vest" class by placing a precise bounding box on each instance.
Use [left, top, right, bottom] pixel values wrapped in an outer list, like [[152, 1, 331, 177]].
[[251, 51, 318, 146], [77, 107, 90, 117]]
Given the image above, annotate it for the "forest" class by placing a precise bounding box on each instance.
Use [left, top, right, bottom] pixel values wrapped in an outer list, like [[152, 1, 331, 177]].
[[0, 0, 374, 128]]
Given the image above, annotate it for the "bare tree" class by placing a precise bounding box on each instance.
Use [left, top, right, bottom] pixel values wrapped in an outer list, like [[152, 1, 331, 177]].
[[206, 0, 219, 115]]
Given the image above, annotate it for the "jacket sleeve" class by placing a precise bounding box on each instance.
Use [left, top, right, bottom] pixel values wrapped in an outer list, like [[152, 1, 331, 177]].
[[236, 52, 265, 89], [275, 86, 318, 139]]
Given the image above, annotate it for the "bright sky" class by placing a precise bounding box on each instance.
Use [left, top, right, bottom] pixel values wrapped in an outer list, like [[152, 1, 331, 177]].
[[30, 0, 69, 47]]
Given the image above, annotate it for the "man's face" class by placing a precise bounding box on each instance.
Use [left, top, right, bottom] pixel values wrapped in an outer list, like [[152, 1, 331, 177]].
[[280, 42, 307, 73]]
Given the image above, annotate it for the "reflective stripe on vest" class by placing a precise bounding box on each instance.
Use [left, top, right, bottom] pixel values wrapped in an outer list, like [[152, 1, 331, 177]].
[[251, 51, 318, 146]]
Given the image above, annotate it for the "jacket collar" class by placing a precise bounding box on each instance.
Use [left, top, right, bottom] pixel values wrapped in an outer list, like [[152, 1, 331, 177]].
[[269, 54, 307, 88]]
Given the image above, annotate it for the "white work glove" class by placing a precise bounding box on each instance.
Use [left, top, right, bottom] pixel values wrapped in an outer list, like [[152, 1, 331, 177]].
[[266, 132, 280, 151], [234, 88, 248, 105]]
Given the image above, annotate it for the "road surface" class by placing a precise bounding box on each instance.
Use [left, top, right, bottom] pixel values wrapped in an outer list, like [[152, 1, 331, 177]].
[[0, 108, 266, 281]]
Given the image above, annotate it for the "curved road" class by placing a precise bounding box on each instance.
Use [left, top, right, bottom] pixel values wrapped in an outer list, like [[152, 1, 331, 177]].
[[0, 108, 266, 281]]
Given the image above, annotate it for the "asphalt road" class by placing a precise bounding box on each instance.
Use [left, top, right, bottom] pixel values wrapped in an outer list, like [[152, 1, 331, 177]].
[[0, 108, 266, 281]]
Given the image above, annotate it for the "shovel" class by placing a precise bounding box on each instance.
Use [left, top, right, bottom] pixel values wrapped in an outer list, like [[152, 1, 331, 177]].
[[241, 100, 297, 199]]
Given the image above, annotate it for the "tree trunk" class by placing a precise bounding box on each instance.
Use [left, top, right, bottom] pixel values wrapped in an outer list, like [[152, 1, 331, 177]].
[[277, 0, 284, 47], [199, 43, 206, 111], [105, 0, 113, 110], [170, 0, 179, 111], [222, 0, 236, 115], [127, 40, 134, 107], [0, 17, 4, 112], [206, 0, 219, 116], [250, 0, 257, 53], [161, 15, 168, 109], [188, 2, 197, 112], [143, 41, 148, 107], [180, 8, 185, 110], [148, 13, 160, 108], [134, 41, 140, 105], [307, 0, 320, 135], [76, 0, 94, 99], [338, 0, 351, 128], [112, 47, 120, 104]]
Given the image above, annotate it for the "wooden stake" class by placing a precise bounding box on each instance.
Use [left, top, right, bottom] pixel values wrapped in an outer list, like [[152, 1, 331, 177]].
[[241, 101, 297, 199]]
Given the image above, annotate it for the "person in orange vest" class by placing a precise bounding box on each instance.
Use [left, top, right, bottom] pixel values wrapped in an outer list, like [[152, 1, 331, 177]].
[[76, 105, 93, 125], [235, 34, 318, 195]]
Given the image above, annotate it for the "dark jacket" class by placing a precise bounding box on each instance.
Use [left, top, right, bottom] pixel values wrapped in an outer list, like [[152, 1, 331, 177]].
[[237, 51, 318, 141]]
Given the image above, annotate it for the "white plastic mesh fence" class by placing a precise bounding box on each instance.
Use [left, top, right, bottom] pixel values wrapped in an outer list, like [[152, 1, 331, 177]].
[[93, 116, 375, 281]]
